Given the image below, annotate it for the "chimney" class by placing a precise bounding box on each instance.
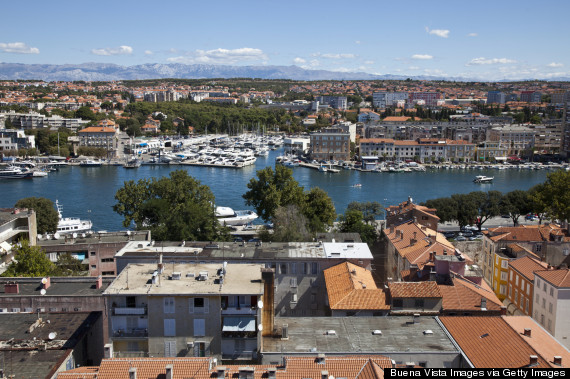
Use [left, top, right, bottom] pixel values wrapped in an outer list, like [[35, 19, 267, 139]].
[[216, 366, 227, 378], [500, 306, 507, 316], [390, 225, 395, 234], [529, 355, 538, 366], [523, 328, 532, 337], [430, 235, 436, 244], [238, 367, 254, 379], [267, 368, 277, 379], [165, 364, 173, 379], [4, 282, 19, 294], [95, 275, 103, 289], [129, 367, 137, 379], [410, 237, 417, 246], [104, 343, 113, 359], [396, 230, 401, 238], [401, 232, 404, 241], [480, 298, 487, 311], [317, 353, 326, 364], [42, 277, 51, 290], [553, 356, 562, 366], [321, 371, 329, 379]]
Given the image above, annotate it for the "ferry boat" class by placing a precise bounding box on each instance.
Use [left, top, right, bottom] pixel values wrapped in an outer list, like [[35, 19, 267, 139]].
[[56, 200, 93, 234], [473, 175, 494, 183], [0, 166, 33, 179], [215, 206, 258, 226]]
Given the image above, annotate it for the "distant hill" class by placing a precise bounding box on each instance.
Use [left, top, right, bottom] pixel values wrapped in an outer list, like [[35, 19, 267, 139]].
[[0, 62, 568, 82]]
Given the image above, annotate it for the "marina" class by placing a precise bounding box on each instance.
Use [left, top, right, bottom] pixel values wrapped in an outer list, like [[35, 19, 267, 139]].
[[0, 145, 555, 232]]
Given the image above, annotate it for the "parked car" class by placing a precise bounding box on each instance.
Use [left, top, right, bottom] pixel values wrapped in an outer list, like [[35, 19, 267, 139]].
[[455, 236, 467, 241]]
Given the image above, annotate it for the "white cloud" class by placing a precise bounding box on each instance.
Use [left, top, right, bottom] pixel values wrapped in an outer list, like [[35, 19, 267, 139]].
[[425, 27, 450, 38], [144, 50, 153, 55], [364, 60, 374, 65], [293, 57, 306, 64], [312, 52, 356, 59], [467, 33, 478, 37], [91, 45, 133, 56], [167, 47, 267, 65], [0, 42, 39, 54], [408, 66, 420, 70], [466, 57, 516, 65], [301, 59, 320, 69], [547, 62, 563, 68], [411, 54, 433, 60]]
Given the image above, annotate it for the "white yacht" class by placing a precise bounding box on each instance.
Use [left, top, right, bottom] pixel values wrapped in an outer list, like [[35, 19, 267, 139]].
[[79, 159, 103, 167], [56, 200, 93, 234], [473, 175, 494, 183], [215, 206, 258, 226]]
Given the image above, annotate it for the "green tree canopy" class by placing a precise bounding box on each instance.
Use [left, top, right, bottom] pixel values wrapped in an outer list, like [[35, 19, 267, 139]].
[[1, 240, 55, 277], [265, 204, 312, 242], [347, 201, 384, 224], [303, 187, 336, 233], [501, 190, 532, 226], [113, 170, 228, 241], [14, 197, 59, 234], [337, 209, 378, 246], [530, 170, 570, 222], [243, 165, 305, 222], [469, 190, 503, 231]]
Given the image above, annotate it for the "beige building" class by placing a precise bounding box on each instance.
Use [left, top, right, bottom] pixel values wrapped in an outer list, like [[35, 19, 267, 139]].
[[77, 126, 119, 157], [310, 127, 350, 161], [103, 262, 268, 360]]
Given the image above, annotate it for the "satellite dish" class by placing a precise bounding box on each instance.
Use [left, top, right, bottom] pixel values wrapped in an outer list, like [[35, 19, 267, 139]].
[[40, 289, 46, 295], [53, 233, 60, 240], [72, 233, 77, 238], [48, 332, 57, 340], [258, 324, 263, 331], [41, 278, 48, 284], [257, 300, 264, 309]]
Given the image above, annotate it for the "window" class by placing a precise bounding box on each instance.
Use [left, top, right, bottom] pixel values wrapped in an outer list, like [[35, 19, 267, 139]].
[[509, 271, 513, 280], [501, 260, 508, 269], [290, 262, 296, 274], [90, 251, 96, 256], [164, 297, 175, 314], [194, 319, 205, 337], [515, 275, 519, 286], [515, 290, 519, 304], [301, 263, 308, 275], [525, 299, 529, 313], [311, 262, 318, 275], [193, 297, 209, 314], [164, 341, 176, 357], [414, 299, 425, 308], [280, 263, 287, 275], [550, 287, 554, 297], [393, 299, 403, 308], [508, 284, 512, 298], [501, 272, 507, 281], [543, 283, 546, 291], [542, 298, 546, 308], [101, 258, 114, 263], [500, 285, 506, 295], [549, 303, 553, 313], [164, 319, 175, 336]]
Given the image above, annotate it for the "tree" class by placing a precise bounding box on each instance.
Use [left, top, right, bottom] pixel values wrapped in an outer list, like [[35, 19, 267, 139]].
[[528, 183, 549, 224], [337, 209, 378, 246], [243, 165, 305, 222], [15, 197, 59, 234], [501, 190, 532, 226], [469, 191, 503, 231], [530, 170, 570, 222], [1, 240, 55, 277], [347, 201, 383, 224], [423, 197, 457, 224], [303, 187, 336, 233], [113, 170, 228, 241], [75, 106, 97, 121], [268, 205, 312, 242], [450, 193, 478, 229], [54, 252, 87, 276]]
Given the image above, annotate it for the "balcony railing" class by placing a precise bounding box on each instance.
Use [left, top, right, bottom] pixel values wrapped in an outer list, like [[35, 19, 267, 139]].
[[112, 328, 148, 338], [113, 306, 147, 315], [113, 351, 149, 358], [221, 306, 257, 315]]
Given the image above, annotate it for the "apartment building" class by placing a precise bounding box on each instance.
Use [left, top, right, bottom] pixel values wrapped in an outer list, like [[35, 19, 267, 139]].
[[520, 91, 542, 103], [0, 128, 35, 152], [488, 125, 535, 156], [310, 127, 351, 161], [507, 255, 548, 316], [316, 96, 347, 110], [533, 268, 570, 348], [77, 126, 119, 156], [409, 92, 443, 107], [486, 91, 506, 104], [372, 91, 408, 108], [103, 262, 267, 360]]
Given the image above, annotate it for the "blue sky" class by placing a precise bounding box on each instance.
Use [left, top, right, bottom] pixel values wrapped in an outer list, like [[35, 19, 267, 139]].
[[1, 0, 568, 80]]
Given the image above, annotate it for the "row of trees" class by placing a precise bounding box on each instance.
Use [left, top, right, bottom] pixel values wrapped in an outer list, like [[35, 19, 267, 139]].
[[422, 170, 570, 230]]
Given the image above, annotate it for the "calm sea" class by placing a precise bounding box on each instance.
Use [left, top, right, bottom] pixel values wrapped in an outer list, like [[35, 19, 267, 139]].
[[0, 149, 550, 231]]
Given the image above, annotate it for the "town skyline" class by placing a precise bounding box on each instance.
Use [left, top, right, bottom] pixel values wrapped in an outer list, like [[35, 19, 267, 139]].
[[1, 0, 569, 81]]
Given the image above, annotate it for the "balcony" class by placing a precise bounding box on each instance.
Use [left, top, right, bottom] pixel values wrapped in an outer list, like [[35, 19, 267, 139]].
[[113, 306, 147, 315], [112, 328, 148, 338], [221, 306, 257, 315]]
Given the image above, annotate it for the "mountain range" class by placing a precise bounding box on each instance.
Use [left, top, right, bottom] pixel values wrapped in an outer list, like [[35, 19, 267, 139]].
[[0, 62, 568, 82]]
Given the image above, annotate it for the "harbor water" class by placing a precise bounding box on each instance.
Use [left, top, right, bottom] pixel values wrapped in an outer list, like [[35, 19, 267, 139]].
[[0, 148, 551, 231]]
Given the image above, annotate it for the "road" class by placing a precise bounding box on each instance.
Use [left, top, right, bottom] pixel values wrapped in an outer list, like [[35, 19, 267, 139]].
[[437, 216, 543, 232]]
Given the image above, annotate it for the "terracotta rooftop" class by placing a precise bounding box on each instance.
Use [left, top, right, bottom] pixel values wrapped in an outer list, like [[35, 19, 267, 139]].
[[534, 268, 570, 287], [388, 281, 442, 298], [59, 356, 392, 379], [438, 276, 503, 312], [509, 256, 549, 282], [484, 224, 569, 243], [78, 126, 116, 133], [439, 316, 551, 368], [324, 262, 389, 310]]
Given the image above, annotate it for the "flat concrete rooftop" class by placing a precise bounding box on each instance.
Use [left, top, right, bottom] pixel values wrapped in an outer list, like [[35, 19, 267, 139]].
[[104, 262, 265, 296], [262, 316, 457, 354]]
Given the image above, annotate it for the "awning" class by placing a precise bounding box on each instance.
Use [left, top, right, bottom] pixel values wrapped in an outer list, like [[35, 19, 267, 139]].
[[222, 317, 255, 332], [0, 241, 11, 253]]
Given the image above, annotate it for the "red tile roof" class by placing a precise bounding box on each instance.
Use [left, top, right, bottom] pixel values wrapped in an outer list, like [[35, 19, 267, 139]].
[[534, 269, 570, 287], [509, 256, 549, 282], [388, 281, 442, 298], [438, 276, 503, 312]]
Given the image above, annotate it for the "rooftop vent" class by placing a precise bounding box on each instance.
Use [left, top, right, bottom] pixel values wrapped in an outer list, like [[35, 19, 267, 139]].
[[423, 330, 433, 335], [372, 330, 382, 335], [529, 355, 538, 366], [238, 367, 254, 379], [198, 271, 208, 281], [325, 330, 336, 336], [171, 272, 181, 280], [316, 353, 326, 364], [523, 328, 531, 337], [553, 356, 562, 366]]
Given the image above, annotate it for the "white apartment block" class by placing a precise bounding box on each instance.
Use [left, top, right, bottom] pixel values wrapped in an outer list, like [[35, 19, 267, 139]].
[[532, 269, 570, 348], [372, 92, 408, 108], [0, 129, 35, 152]]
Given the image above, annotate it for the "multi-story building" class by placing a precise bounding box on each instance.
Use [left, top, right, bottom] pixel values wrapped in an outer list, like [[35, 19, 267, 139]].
[[114, 239, 373, 318], [358, 110, 381, 123], [531, 123, 563, 154], [283, 136, 310, 156], [1, 111, 88, 131], [507, 255, 548, 316], [533, 268, 570, 348], [520, 91, 542, 103], [310, 127, 351, 161], [77, 126, 119, 157], [317, 96, 347, 110], [372, 92, 408, 108], [488, 125, 535, 156], [474, 141, 509, 161], [0, 128, 35, 153], [551, 90, 569, 105], [409, 92, 443, 107], [103, 262, 268, 360], [486, 91, 506, 104], [385, 198, 439, 230], [0, 208, 37, 266]]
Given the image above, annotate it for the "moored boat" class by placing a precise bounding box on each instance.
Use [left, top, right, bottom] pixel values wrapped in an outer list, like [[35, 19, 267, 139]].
[[215, 206, 258, 226], [56, 200, 93, 234], [473, 175, 494, 183], [0, 165, 33, 179]]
